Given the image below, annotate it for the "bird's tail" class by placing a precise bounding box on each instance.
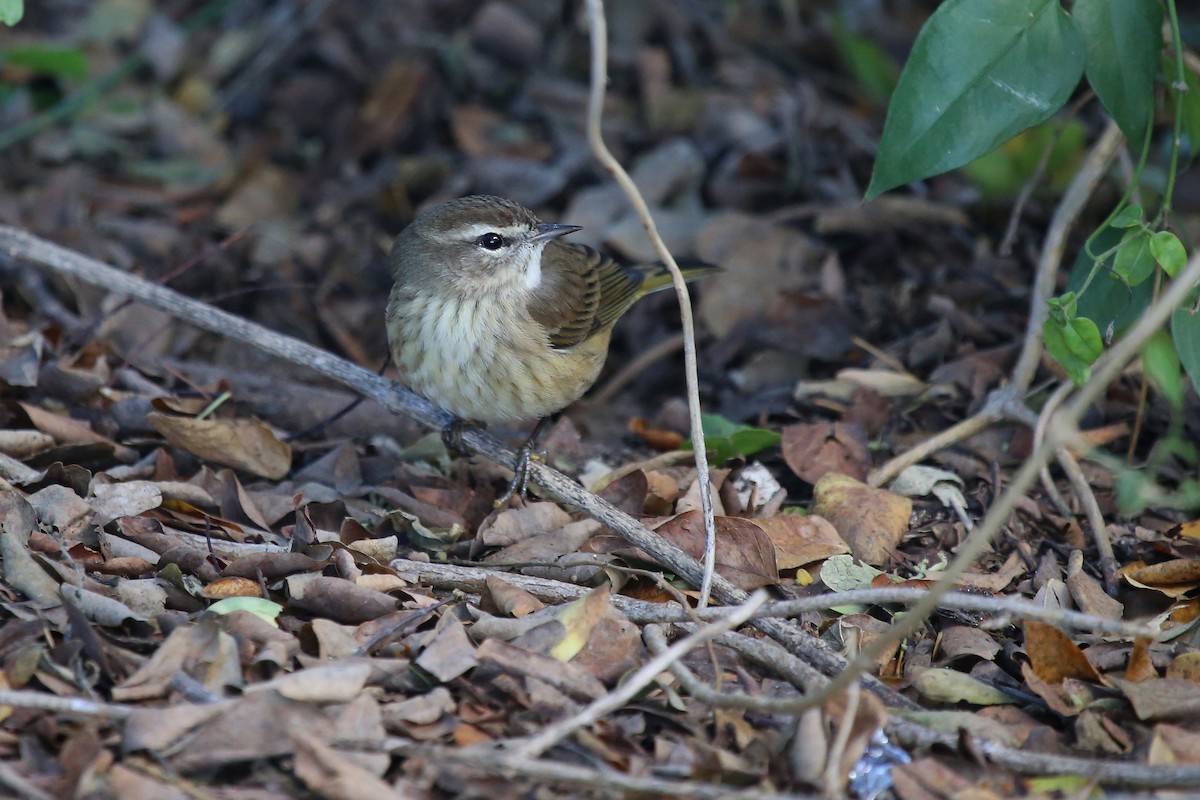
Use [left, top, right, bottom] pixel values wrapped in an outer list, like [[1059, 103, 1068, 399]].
[[634, 259, 720, 297]]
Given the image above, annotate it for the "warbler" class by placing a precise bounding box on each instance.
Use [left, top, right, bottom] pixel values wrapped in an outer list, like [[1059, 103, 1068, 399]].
[[386, 195, 713, 492]]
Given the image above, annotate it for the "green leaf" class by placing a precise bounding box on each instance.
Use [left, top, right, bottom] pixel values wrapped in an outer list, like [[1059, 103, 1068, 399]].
[[1044, 314, 1102, 386], [1068, 226, 1153, 338], [1073, 0, 1162, 144], [1110, 204, 1144, 228], [1172, 297, 1200, 397], [1142, 329, 1184, 411], [1150, 231, 1188, 278], [0, 0, 22, 26], [1063, 316, 1103, 363], [1113, 230, 1155, 286], [207, 597, 283, 626], [866, 0, 1085, 200], [3, 46, 88, 80], [683, 413, 781, 464]]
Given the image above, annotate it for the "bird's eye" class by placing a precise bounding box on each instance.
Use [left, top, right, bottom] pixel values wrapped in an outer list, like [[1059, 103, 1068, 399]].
[[477, 232, 505, 250]]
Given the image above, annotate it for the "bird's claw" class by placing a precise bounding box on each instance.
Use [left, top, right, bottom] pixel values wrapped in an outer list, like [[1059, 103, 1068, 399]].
[[495, 445, 547, 507], [441, 418, 481, 456]]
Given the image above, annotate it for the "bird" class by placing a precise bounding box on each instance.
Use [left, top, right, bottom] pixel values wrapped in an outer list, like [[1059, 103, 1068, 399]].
[[386, 194, 714, 499]]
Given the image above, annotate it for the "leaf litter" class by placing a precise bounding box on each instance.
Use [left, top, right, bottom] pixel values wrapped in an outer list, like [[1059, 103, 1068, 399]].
[[1, 1, 1200, 798]]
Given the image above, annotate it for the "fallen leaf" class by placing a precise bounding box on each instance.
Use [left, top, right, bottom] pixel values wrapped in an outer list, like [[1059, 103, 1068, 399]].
[[912, 668, 1017, 705], [754, 513, 850, 569], [1121, 559, 1200, 597], [653, 511, 778, 590], [149, 412, 292, 480], [812, 472, 911, 566], [1023, 621, 1104, 684], [782, 421, 870, 483]]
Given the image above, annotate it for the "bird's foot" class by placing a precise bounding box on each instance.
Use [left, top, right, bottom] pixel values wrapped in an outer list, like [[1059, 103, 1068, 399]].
[[441, 418, 483, 456], [495, 442, 547, 508]]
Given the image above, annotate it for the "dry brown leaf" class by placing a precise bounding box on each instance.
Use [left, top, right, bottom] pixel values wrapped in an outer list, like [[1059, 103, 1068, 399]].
[[938, 625, 1000, 662], [414, 616, 478, 683], [1115, 678, 1200, 722], [1166, 652, 1200, 683], [1150, 724, 1200, 764], [200, 576, 262, 599], [1023, 620, 1105, 685], [1121, 559, 1200, 597], [753, 513, 850, 569], [482, 575, 545, 618], [222, 551, 323, 581], [812, 472, 911, 566], [148, 412, 292, 480], [1125, 638, 1159, 682], [288, 576, 397, 624], [478, 502, 572, 546], [1066, 550, 1123, 618], [653, 510, 778, 590], [293, 730, 402, 800], [781, 421, 870, 484], [597, 468, 649, 515], [1020, 663, 1093, 717], [628, 417, 685, 451], [549, 584, 610, 662]]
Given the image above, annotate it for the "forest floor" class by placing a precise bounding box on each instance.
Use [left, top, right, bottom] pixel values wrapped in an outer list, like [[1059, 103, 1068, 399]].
[[1, 1, 1200, 798]]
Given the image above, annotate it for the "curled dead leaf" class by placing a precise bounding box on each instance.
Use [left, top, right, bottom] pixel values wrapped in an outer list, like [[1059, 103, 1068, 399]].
[[148, 411, 291, 480]]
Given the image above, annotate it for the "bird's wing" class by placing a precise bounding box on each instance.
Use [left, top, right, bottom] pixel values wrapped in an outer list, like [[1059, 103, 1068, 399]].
[[530, 241, 644, 349]]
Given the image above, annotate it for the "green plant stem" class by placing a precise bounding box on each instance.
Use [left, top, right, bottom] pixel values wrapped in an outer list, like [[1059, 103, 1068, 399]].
[[1160, 0, 1186, 221]]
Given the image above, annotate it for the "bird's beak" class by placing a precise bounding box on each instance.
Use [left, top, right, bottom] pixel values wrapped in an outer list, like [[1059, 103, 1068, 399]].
[[531, 223, 582, 242]]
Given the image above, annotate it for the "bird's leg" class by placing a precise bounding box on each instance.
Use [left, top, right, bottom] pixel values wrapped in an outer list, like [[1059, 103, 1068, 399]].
[[441, 417, 484, 456], [496, 416, 554, 507]]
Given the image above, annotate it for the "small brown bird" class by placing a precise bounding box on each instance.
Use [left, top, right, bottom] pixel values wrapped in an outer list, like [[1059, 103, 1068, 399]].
[[386, 195, 712, 493]]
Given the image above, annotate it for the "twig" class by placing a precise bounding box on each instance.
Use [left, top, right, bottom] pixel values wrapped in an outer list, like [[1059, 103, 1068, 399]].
[[0, 689, 136, 720], [0, 761, 54, 800], [393, 558, 1157, 639], [512, 590, 768, 758], [583, 0, 718, 608], [823, 666, 860, 796], [377, 738, 822, 799], [1056, 443, 1117, 591]]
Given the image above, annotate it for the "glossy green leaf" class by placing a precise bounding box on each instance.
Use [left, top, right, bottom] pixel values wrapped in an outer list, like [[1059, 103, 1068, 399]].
[[0, 0, 22, 26], [866, 0, 1084, 199], [1073, 0, 1162, 144], [1110, 205, 1144, 228], [1150, 231, 1187, 278], [1113, 231, 1155, 286], [683, 413, 781, 464], [1172, 298, 1200, 396]]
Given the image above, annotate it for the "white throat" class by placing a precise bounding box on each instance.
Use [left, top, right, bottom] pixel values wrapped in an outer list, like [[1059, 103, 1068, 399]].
[[521, 247, 544, 290]]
